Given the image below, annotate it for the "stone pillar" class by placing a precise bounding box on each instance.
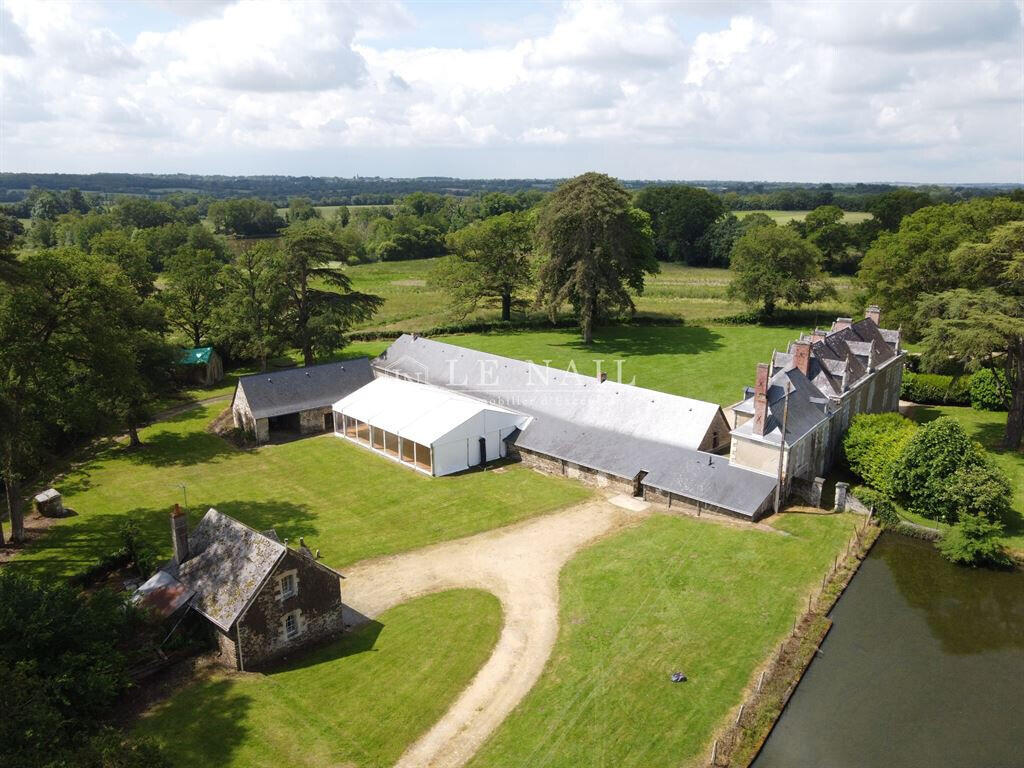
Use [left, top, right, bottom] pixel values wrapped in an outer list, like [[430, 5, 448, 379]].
[[834, 482, 849, 513], [810, 477, 825, 508]]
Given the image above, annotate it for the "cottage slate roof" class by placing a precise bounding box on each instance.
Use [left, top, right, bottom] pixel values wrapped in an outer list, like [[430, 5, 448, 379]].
[[376, 334, 723, 451], [178, 347, 214, 366], [235, 359, 374, 420], [166, 508, 286, 632], [732, 367, 830, 446]]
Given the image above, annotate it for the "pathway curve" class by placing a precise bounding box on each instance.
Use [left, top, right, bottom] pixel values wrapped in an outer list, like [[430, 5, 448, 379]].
[[340, 496, 652, 768]]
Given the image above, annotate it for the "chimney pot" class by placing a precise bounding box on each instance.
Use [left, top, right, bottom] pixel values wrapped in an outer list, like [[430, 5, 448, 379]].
[[171, 505, 190, 565], [753, 363, 770, 436], [792, 340, 811, 376]]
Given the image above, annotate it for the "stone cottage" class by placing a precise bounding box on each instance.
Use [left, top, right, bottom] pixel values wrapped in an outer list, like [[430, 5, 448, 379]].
[[133, 506, 347, 669]]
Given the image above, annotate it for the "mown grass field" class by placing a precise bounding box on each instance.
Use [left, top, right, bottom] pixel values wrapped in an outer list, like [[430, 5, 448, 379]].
[[436, 325, 810, 406], [10, 404, 591, 580], [339, 259, 857, 332], [907, 405, 1024, 551], [135, 590, 502, 768], [469, 511, 861, 768], [735, 209, 874, 225]]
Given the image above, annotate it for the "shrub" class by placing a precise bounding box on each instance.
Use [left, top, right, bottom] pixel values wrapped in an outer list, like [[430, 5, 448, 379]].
[[969, 368, 1010, 411], [939, 463, 1014, 525], [843, 413, 918, 497], [936, 514, 1012, 568], [900, 371, 972, 406], [851, 485, 901, 527]]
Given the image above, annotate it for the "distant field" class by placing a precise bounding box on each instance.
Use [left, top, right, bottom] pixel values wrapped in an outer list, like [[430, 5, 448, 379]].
[[734, 209, 873, 224], [340, 259, 856, 332], [275, 204, 396, 218]]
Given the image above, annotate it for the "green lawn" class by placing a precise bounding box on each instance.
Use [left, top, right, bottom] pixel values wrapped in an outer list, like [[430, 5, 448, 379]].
[[11, 404, 590, 580], [436, 324, 813, 405], [735, 209, 874, 225], [135, 590, 501, 768], [907, 405, 1024, 551], [469, 511, 860, 768]]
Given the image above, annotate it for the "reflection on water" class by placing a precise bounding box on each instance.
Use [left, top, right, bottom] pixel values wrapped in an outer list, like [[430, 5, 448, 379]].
[[752, 534, 1024, 768]]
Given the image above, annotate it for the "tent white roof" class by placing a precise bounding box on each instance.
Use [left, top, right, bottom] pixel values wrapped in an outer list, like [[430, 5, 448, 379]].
[[334, 377, 527, 447]]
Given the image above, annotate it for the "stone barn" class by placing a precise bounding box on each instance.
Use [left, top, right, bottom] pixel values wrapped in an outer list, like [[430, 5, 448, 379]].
[[177, 347, 224, 386], [134, 506, 347, 669], [232, 359, 374, 444]]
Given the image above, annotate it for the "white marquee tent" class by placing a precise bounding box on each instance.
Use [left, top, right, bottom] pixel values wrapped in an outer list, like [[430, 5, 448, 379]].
[[332, 377, 530, 476]]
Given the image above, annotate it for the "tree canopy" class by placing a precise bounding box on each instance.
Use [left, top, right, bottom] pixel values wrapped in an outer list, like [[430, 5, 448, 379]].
[[433, 211, 533, 321], [535, 173, 658, 343], [727, 226, 835, 317], [634, 185, 725, 265]]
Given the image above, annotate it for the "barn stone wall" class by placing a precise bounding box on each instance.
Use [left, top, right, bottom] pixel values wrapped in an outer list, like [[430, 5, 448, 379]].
[[518, 449, 634, 495], [298, 407, 333, 435], [234, 550, 345, 669]]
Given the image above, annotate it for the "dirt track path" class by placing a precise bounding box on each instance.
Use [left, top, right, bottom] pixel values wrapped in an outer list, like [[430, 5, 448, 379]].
[[341, 497, 651, 768]]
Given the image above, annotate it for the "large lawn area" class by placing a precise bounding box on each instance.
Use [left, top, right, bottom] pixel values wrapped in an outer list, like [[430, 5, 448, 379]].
[[437, 324, 811, 405], [469, 511, 861, 768], [135, 589, 501, 768], [735, 209, 874, 225], [11, 404, 590, 580], [908, 405, 1024, 551]]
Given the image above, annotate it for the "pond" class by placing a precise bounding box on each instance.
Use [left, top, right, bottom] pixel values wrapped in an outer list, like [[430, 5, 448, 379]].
[[752, 534, 1024, 768]]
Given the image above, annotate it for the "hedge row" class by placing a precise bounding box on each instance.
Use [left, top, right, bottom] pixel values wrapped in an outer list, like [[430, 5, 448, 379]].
[[900, 371, 972, 406], [347, 315, 684, 342]]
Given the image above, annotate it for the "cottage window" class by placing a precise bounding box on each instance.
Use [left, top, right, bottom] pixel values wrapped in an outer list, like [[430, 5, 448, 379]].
[[278, 572, 297, 600], [284, 611, 300, 641]]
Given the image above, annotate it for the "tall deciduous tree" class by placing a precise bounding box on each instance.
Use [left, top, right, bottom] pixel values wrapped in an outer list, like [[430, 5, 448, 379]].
[[279, 221, 383, 365], [433, 211, 533, 321], [634, 185, 725, 265], [162, 248, 223, 347], [535, 173, 658, 344], [727, 226, 835, 317], [214, 242, 288, 371]]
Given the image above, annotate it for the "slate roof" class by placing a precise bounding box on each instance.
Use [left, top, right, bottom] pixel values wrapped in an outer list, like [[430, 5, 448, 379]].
[[165, 508, 286, 632], [732, 367, 830, 446], [179, 347, 214, 366], [376, 334, 723, 451], [516, 416, 777, 517], [235, 359, 374, 420]]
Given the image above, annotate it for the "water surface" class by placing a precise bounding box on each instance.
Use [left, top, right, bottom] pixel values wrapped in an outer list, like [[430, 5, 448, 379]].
[[753, 534, 1024, 768]]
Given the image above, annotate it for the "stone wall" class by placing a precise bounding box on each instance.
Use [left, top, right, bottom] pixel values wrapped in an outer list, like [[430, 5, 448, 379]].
[[235, 550, 345, 669], [298, 406, 333, 435], [518, 449, 635, 495]]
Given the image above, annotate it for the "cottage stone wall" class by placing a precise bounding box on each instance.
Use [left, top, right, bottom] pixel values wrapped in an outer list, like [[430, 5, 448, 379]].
[[215, 628, 239, 668], [234, 550, 345, 669], [699, 409, 733, 453]]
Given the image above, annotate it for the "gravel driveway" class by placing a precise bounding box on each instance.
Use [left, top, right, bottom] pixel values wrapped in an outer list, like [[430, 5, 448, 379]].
[[341, 497, 651, 768]]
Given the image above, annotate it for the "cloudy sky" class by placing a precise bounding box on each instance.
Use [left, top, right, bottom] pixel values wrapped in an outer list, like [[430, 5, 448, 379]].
[[1, 0, 1021, 181]]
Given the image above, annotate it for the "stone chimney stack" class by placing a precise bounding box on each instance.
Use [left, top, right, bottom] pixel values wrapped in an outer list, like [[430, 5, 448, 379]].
[[753, 363, 770, 436], [811, 328, 827, 344], [865, 305, 882, 325], [171, 504, 190, 565], [834, 317, 852, 332], [792, 340, 811, 376], [867, 341, 876, 373]]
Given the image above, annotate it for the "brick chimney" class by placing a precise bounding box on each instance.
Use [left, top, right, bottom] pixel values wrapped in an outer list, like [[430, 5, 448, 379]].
[[753, 363, 770, 436], [865, 305, 882, 325], [171, 504, 190, 565], [834, 317, 852, 331], [811, 328, 827, 344], [791, 340, 811, 376]]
